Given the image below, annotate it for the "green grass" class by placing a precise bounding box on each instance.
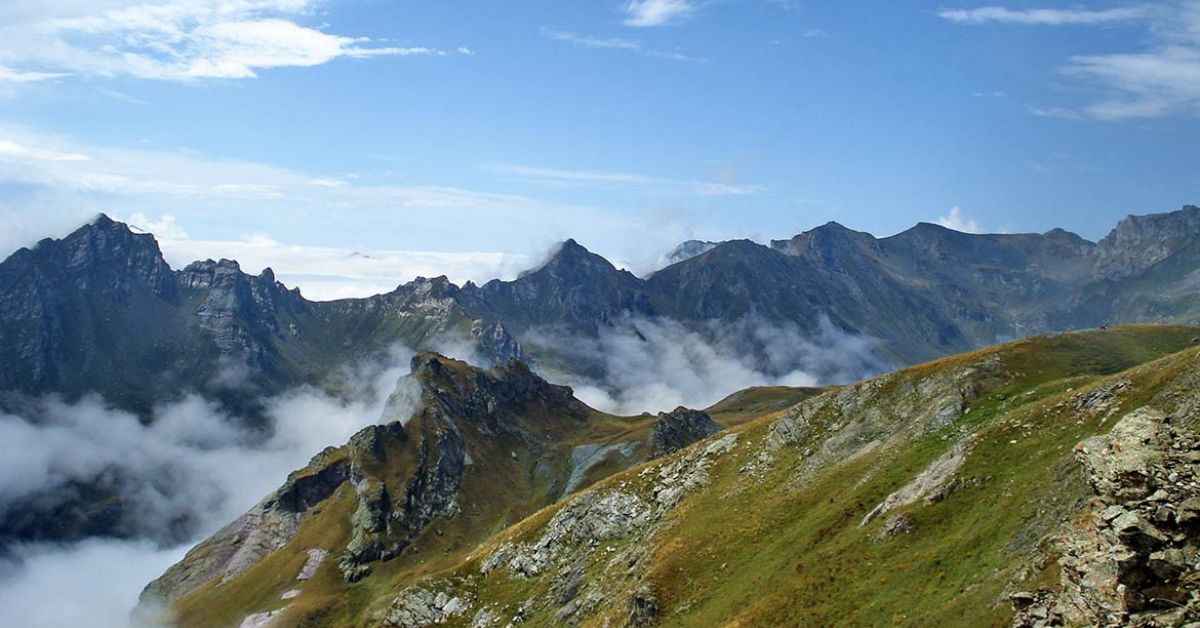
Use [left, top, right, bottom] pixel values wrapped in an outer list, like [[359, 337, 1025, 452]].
[[167, 325, 1200, 627]]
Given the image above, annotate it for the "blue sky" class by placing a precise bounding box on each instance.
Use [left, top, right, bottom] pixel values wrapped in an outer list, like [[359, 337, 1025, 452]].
[[0, 0, 1196, 298]]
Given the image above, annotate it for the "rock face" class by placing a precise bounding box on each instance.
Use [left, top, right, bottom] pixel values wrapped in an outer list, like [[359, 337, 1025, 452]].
[[649, 407, 721, 456], [138, 439, 370, 609], [141, 351, 672, 624], [860, 436, 974, 526], [1092, 205, 1200, 279], [1011, 408, 1200, 627], [464, 434, 739, 626]]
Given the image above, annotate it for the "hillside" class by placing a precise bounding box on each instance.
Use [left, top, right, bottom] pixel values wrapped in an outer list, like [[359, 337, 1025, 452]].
[[136, 353, 734, 627], [146, 325, 1200, 627]]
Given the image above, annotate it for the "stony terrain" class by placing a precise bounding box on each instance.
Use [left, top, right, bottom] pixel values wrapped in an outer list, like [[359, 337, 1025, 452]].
[[139, 352, 750, 627], [146, 326, 1200, 627]]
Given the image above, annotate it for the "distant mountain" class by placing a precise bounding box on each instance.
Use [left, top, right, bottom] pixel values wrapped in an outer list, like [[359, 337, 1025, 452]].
[[661, 239, 719, 265], [3, 205, 1200, 418]]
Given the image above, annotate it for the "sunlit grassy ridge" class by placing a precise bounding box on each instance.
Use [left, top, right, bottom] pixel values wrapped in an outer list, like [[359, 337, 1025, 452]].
[[167, 325, 1200, 627]]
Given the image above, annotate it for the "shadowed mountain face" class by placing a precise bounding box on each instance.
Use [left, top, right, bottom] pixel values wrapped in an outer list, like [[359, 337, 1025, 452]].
[[2, 205, 1200, 418]]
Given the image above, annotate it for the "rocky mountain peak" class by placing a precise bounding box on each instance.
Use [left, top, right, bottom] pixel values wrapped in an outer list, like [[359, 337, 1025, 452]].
[[771, 221, 878, 258], [662, 239, 719, 266], [532, 238, 622, 277], [1093, 205, 1200, 279], [17, 213, 177, 301], [409, 351, 583, 422]]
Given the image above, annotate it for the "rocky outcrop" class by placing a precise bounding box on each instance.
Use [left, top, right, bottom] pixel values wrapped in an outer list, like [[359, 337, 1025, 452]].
[[1011, 408, 1200, 627], [384, 585, 471, 627], [472, 434, 739, 625], [1092, 205, 1200, 280], [137, 444, 361, 610], [483, 490, 653, 578], [860, 436, 974, 526], [563, 442, 639, 496], [470, 319, 525, 365], [649, 407, 721, 457]]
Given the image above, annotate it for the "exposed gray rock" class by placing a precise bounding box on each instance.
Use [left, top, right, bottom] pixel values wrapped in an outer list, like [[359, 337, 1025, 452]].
[[626, 584, 659, 627], [383, 585, 470, 627], [297, 548, 327, 581], [239, 608, 286, 628], [563, 442, 639, 497], [861, 437, 974, 527], [649, 407, 721, 457], [1011, 407, 1200, 627], [138, 445, 352, 609], [877, 512, 915, 541], [661, 239, 719, 266], [484, 490, 651, 578]]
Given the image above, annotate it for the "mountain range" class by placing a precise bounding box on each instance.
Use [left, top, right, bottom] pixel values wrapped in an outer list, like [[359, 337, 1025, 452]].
[[3, 206, 1200, 421]]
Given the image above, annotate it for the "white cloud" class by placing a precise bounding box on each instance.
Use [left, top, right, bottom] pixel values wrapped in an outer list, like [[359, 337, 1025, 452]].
[[127, 211, 187, 239], [527, 315, 885, 415], [0, 346, 416, 628], [937, 6, 1151, 25], [623, 0, 698, 27], [941, 2, 1200, 119], [0, 66, 69, 83], [1064, 44, 1200, 119], [486, 162, 761, 196], [0, 139, 89, 162], [137, 223, 535, 300], [0, 0, 455, 82], [934, 206, 982, 233], [307, 177, 348, 188], [541, 28, 701, 61]]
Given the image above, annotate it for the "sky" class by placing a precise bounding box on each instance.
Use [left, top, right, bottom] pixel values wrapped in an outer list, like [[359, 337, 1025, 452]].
[[0, 0, 1197, 299]]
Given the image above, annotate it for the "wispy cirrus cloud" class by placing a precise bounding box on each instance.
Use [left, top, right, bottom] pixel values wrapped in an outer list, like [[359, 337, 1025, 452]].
[[485, 162, 763, 197], [0, 66, 70, 83], [0, 0, 469, 83], [622, 0, 699, 27], [937, 6, 1151, 25], [940, 1, 1200, 119], [541, 28, 702, 61]]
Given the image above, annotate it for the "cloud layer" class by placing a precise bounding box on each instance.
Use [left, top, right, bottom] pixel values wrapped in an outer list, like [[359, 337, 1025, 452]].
[[0, 345, 416, 627], [0, 0, 462, 83], [527, 315, 886, 415]]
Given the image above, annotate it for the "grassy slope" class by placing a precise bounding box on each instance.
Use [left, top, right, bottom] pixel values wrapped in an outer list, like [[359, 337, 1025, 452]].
[[367, 325, 1200, 628], [165, 359, 721, 628], [704, 386, 825, 428], [647, 326, 1200, 626]]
